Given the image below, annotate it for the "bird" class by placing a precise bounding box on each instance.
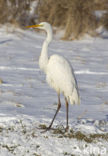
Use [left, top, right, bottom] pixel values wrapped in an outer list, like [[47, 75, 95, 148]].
[[26, 22, 80, 131]]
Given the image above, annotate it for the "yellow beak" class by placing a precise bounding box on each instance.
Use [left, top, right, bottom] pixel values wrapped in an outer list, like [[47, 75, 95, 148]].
[[26, 24, 40, 28]]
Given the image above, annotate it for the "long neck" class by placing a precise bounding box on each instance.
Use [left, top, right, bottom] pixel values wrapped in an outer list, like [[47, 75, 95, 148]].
[[39, 27, 53, 73]]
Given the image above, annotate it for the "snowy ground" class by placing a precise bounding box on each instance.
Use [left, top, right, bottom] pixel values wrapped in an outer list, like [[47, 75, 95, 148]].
[[0, 25, 108, 156]]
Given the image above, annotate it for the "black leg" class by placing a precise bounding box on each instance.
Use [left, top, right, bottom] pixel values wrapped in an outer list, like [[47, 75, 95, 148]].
[[47, 93, 61, 130], [65, 97, 69, 131]]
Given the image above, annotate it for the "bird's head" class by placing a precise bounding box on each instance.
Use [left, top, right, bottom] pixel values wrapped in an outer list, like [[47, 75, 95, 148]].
[[26, 22, 53, 42], [26, 22, 51, 31]]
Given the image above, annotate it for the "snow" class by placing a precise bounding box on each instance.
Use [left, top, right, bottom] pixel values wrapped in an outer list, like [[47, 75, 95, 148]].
[[95, 10, 107, 18], [29, 1, 38, 15], [0, 25, 108, 156]]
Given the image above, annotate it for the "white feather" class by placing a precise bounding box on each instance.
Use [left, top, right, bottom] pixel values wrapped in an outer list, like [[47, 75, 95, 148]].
[[38, 22, 80, 105]]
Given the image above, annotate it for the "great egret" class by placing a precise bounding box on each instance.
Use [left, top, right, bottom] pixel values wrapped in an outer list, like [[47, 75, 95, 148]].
[[26, 22, 80, 131]]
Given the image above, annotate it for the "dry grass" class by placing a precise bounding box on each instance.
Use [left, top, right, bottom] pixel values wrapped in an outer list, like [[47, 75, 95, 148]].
[[100, 12, 108, 30], [36, 0, 67, 27], [94, 0, 108, 10], [39, 124, 108, 143], [0, 0, 9, 24], [0, 0, 36, 27], [0, 0, 108, 39], [37, 0, 99, 39]]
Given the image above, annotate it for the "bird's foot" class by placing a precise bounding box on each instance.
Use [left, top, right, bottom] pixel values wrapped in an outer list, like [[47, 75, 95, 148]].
[[39, 125, 52, 133]]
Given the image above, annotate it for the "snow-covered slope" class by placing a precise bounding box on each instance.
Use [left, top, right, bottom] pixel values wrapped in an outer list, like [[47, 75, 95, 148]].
[[0, 26, 108, 156]]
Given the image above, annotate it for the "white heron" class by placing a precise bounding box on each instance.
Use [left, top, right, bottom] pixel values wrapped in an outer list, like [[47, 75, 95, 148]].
[[26, 22, 80, 131]]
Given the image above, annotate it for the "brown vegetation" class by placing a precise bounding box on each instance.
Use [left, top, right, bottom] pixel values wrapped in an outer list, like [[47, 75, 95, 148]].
[[100, 12, 108, 30], [39, 124, 108, 143], [37, 0, 98, 39], [0, 0, 108, 39], [94, 0, 108, 10], [0, 0, 35, 26]]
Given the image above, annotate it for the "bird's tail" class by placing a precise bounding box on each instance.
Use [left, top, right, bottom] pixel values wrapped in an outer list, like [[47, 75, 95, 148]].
[[69, 87, 80, 105]]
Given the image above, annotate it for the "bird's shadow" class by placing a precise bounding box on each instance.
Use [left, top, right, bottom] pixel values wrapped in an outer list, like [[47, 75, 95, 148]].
[[101, 36, 108, 39], [0, 39, 13, 45]]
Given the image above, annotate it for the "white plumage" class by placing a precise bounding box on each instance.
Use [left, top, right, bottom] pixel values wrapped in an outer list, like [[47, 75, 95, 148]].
[[46, 54, 79, 104], [26, 22, 80, 131]]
